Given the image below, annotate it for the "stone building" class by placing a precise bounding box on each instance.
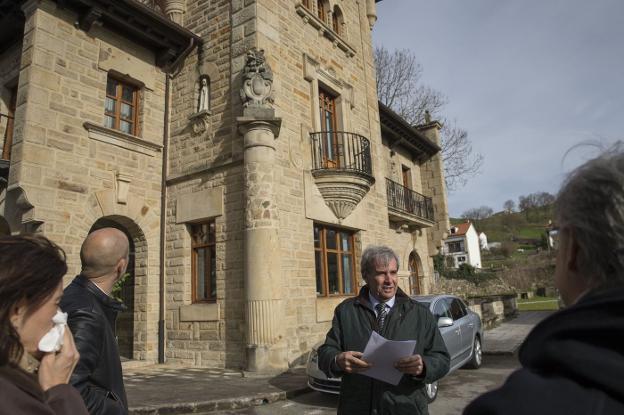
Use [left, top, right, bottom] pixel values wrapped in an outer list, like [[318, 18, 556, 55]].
[[0, 0, 449, 372]]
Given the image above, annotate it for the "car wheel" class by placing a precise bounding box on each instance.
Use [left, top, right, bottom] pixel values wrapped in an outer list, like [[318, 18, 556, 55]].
[[425, 381, 438, 403], [466, 336, 482, 369]]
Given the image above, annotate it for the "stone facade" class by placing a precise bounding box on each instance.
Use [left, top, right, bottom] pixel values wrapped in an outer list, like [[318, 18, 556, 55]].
[[0, 0, 450, 371]]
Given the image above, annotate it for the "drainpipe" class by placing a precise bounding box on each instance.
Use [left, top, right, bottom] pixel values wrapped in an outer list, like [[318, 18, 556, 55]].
[[158, 73, 170, 364], [158, 37, 201, 364]]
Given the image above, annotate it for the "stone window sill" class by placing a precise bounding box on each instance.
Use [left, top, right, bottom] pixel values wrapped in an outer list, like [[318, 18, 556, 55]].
[[84, 122, 162, 157], [295, 4, 356, 57], [179, 303, 219, 322]]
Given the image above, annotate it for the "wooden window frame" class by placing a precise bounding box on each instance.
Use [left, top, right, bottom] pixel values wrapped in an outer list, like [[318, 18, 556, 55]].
[[105, 76, 139, 136], [314, 224, 357, 297], [318, 88, 339, 168], [332, 6, 343, 35], [1, 86, 16, 161], [191, 220, 217, 303], [317, 0, 326, 22]]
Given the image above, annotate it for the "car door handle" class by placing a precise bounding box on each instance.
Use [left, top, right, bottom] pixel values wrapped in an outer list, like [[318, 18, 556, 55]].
[[454, 329, 460, 335], [468, 323, 474, 327]]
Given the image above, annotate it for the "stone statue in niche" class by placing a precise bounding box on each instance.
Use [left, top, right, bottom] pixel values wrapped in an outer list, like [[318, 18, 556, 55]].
[[240, 48, 274, 109], [198, 76, 210, 112]]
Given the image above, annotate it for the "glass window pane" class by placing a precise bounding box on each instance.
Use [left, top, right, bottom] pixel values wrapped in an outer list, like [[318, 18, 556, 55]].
[[106, 78, 117, 96], [327, 253, 338, 294], [195, 248, 206, 300], [325, 131, 334, 160], [105, 97, 116, 113], [313, 226, 320, 248], [342, 254, 352, 294], [120, 120, 132, 134], [121, 102, 132, 119], [326, 229, 337, 250], [122, 85, 134, 102], [341, 233, 351, 251], [104, 116, 115, 129], [433, 300, 451, 319], [209, 246, 216, 299], [315, 250, 323, 295]]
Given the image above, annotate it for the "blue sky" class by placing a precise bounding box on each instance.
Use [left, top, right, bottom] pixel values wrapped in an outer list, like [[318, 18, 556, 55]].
[[374, 0, 624, 217]]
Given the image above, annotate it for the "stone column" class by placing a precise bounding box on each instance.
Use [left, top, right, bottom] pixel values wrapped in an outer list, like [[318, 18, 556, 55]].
[[236, 49, 286, 372], [416, 117, 450, 257]]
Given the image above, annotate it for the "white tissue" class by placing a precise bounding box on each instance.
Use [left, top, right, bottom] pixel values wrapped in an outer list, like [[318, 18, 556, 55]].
[[38, 310, 68, 353]]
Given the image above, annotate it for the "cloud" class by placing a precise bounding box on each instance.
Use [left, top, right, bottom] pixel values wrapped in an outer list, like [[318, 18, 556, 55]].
[[375, 0, 624, 217]]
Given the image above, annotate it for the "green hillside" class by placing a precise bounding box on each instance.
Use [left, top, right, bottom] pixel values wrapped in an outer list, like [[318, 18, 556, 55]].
[[451, 204, 554, 245]]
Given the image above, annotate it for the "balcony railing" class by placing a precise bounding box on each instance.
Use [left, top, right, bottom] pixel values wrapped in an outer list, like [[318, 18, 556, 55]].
[[1, 112, 14, 161], [310, 131, 372, 177], [386, 178, 434, 222]]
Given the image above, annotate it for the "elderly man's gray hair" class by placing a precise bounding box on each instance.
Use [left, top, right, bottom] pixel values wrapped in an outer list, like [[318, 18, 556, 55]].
[[361, 245, 399, 280], [556, 143, 624, 286]]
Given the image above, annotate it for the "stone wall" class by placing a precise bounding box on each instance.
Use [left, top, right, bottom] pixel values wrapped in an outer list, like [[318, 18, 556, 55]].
[[6, 0, 165, 362]]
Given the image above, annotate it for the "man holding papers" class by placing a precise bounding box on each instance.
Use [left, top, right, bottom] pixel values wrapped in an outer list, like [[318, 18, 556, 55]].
[[318, 245, 450, 415]]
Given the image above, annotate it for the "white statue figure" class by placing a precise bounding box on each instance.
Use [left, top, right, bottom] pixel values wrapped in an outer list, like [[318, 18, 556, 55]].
[[198, 77, 209, 112]]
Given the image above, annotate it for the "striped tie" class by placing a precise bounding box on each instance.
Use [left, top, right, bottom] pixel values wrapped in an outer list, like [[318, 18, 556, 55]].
[[375, 303, 388, 332]]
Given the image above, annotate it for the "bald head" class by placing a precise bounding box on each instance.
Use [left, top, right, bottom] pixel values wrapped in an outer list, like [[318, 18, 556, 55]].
[[80, 228, 129, 279]]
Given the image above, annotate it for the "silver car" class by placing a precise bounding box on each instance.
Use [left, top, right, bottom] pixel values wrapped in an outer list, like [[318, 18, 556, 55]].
[[306, 294, 483, 402]]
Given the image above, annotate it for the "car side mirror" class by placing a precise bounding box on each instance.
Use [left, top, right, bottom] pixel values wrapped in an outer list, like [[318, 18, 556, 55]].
[[438, 317, 453, 328]]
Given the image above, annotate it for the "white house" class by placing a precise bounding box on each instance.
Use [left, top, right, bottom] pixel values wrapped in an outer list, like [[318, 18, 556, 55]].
[[444, 221, 482, 268], [479, 232, 489, 251]]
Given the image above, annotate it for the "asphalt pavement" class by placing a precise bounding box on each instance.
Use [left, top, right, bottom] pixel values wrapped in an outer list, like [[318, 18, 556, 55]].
[[126, 311, 552, 415]]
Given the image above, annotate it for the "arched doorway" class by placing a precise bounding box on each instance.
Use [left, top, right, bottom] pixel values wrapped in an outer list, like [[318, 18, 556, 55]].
[[408, 251, 422, 295], [89, 217, 139, 360]]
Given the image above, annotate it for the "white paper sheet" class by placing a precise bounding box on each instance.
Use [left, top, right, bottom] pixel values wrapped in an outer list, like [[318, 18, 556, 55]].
[[361, 331, 417, 385]]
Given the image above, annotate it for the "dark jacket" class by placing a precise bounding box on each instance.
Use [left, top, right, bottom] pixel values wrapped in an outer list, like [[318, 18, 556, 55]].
[[61, 275, 128, 415], [0, 365, 89, 415], [464, 285, 624, 415], [318, 286, 450, 415]]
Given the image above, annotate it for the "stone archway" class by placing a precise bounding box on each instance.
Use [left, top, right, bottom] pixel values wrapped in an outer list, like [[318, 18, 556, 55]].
[[77, 188, 161, 362], [408, 251, 423, 295], [88, 217, 141, 360]]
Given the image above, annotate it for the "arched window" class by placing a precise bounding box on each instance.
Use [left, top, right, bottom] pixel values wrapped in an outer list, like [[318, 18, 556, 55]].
[[317, 0, 327, 22], [332, 5, 344, 35]]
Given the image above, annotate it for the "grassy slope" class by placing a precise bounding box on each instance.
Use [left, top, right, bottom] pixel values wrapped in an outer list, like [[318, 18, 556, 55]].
[[451, 205, 554, 244]]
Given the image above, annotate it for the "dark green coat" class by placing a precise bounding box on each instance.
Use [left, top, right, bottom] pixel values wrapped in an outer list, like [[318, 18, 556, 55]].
[[318, 286, 450, 415]]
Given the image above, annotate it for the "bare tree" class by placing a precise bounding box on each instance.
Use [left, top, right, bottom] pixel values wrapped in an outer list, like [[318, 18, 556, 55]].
[[374, 46, 483, 191], [461, 206, 494, 221], [503, 199, 516, 213]]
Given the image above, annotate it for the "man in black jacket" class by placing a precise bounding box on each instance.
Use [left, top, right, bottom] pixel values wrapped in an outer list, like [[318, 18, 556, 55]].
[[464, 145, 624, 414], [61, 228, 129, 415], [318, 245, 450, 415]]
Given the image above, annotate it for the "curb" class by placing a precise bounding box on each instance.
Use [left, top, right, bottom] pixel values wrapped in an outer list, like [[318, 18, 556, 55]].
[[482, 349, 517, 356], [129, 386, 310, 415]]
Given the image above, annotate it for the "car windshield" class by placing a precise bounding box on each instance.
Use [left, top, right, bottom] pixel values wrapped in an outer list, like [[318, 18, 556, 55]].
[[418, 301, 431, 309]]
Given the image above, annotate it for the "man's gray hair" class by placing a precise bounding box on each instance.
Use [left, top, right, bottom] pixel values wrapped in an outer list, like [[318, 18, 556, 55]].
[[556, 143, 624, 285], [361, 245, 399, 280]]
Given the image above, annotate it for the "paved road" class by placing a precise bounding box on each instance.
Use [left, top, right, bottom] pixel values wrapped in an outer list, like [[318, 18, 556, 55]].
[[193, 355, 519, 415]]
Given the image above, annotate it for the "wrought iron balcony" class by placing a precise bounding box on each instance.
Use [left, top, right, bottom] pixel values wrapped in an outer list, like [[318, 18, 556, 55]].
[[386, 178, 435, 226], [310, 131, 373, 177], [309, 131, 374, 220]]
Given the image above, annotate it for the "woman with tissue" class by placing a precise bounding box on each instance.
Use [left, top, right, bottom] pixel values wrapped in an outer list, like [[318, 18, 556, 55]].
[[0, 235, 88, 415]]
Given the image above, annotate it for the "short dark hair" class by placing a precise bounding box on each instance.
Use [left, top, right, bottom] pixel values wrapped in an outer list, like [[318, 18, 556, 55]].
[[0, 235, 67, 366]]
